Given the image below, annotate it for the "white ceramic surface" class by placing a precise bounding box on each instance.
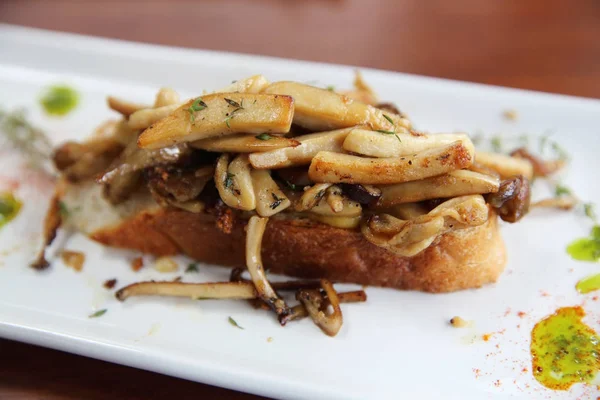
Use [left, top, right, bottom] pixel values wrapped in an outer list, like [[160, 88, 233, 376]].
[[0, 24, 599, 400]]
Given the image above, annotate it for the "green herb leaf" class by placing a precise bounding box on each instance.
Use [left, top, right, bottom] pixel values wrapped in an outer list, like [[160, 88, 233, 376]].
[[284, 180, 297, 191], [491, 136, 502, 153], [224, 101, 244, 128], [224, 98, 242, 108], [255, 133, 272, 141], [188, 97, 207, 123], [191, 98, 208, 111], [185, 263, 199, 273], [225, 172, 235, 189], [555, 184, 572, 197], [383, 114, 394, 126], [584, 203, 597, 222], [228, 316, 244, 329], [326, 85, 335, 92], [376, 130, 402, 143], [89, 309, 107, 318], [270, 193, 283, 210]]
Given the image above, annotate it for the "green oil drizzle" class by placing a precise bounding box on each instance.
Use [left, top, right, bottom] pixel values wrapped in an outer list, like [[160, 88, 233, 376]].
[[576, 273, 600, 294], [566, 226, 600, 262], [0, 192, 22, 229], [40, 85, 79, 116], [531, 306, 600, 390]]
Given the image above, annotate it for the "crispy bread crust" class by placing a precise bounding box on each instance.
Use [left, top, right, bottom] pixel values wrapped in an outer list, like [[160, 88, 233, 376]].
[[91, 207, 506, 293]]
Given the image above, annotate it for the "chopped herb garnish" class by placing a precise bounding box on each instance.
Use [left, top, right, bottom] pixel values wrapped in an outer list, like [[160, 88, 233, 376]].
[[491, 136, 502, 153], [185, 263, 199, 273], [224, 172, 235, 189], [375, 115, 401, 142], [555, 185, 572, 197], [223, 99, 244, 128], [383, 114, 394, 126], [376, 130, 402, 143], [224, 98, 242, 108], [584, 203, 597, 222], [284, 180, 298, 191], [270, 193, 284, 210], [228, 316, 244, 329], [188, 97, 207, 123], [326, 85, 335, 92], [592, 225, 600, 240], [89, 309, 107, 318], [255, 133, 272, 141]]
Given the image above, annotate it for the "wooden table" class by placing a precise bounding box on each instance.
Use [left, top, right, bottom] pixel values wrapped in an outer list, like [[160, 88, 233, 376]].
[[1, 0, 599, 399]]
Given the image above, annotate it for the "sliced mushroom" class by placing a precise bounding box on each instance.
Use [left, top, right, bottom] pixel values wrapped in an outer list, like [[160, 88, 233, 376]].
[[486, 175, 531, 223]]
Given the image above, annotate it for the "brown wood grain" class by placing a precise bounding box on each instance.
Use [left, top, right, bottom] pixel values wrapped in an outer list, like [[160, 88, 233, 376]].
[[0, 0, 599, 399], [0, 339, 271, 400]]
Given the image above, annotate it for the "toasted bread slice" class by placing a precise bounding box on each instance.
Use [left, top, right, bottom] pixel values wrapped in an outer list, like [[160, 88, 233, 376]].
[[60, 181, 506, 293]]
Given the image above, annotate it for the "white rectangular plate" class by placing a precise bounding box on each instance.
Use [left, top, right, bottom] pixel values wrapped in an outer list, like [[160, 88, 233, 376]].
[[0, 24, 599, 400]]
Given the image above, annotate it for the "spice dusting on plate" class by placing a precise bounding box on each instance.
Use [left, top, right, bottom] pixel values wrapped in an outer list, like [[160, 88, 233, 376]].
[[131, 257, 144, 271], [40, 85, 79, 116], [566, 226, 600, 262], [530, 306, 599, 390], [502, 109, 518, 121], [576, 273, 600, 294], [61, 250, 85, 272], [0, 192, 22, 230]]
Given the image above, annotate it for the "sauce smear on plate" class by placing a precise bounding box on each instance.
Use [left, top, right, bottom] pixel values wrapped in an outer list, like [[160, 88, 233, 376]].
[[567, 226, 600, 262], [531, 306, 599, 390], [576, 273, 600, 294], [40, 85, 79, 116], [0, 192, 22, 230]]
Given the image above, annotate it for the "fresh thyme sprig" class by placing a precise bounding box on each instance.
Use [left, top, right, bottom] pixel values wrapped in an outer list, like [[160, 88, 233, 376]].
[[377, 114, 401, 143], [188, 97, 207, 123], [224, 98, 244, 128]]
